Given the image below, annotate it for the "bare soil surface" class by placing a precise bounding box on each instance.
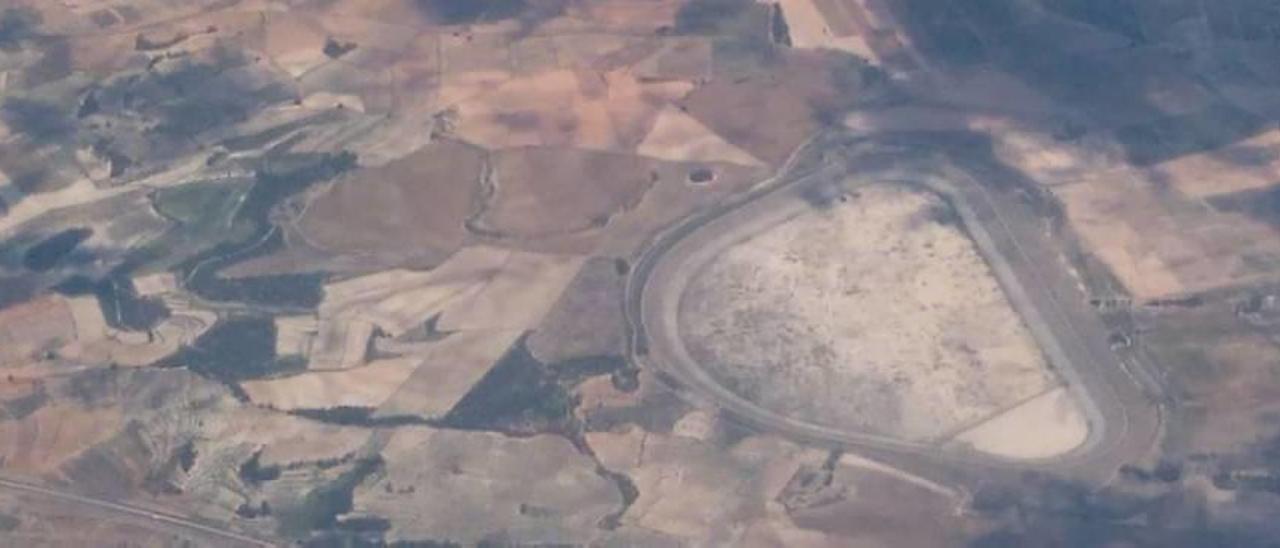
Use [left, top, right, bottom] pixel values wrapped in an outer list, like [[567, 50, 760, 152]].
[[679, 184, 1056, 441]]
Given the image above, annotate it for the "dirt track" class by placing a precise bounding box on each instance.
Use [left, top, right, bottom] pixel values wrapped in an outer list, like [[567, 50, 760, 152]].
[[624, 132, 1163, 488]]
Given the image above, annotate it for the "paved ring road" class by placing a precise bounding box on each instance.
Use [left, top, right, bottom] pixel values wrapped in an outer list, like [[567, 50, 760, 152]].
[[623, 132, 1164, 489]]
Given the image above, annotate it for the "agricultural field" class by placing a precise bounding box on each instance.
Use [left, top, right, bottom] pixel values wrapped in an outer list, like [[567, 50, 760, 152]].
[[5, 0, 1280, 546], [0, 0, 901, 543]]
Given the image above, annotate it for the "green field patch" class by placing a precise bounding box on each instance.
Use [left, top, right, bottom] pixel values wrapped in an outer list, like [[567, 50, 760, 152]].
[[135, 179, 255, 273]]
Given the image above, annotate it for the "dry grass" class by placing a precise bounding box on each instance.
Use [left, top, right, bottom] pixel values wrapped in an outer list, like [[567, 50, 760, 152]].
[[0, 1, 963, 543], [782, 454, 967, 546], [680, 50, 850, 166], [574, 372, 648, 417], [0, 403, 123, 475], [241, 358, 421, 410], [527, 257, 627, 363], [449, 69, 691, 153], [375, 329, 522, 419], [274, 315, 318, 357], [595, 160, 769, 255], [0, 488, 205, 547], [563, 0, 683, 33], [1138, 305, 1280, 455], [637, 105, 765, 167], [434, 250, 585, 331], [632, 37, 713, 82], [588, 423, 827, 543], [776, 0, 878, 60], [1148, 128, 1280, 198], [1057, 173, 1280, 299], [297, 139, 484, 262], [307, 245, 572, 371], [130, 273, 178, 297], [201, 407, 370, 468], [301, 245, 577, 412], [0, 296, 77, 367], [475, 147, 660, 239], [809, 0, 922, 67], [260, 12, 330, 77], [351, 426, 619, 544], [314, 0, 432, 25]]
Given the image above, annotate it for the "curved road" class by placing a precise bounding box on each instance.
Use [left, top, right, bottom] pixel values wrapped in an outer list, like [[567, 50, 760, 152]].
[[0, 475, 274, 547], [624, 132, 1163, 488]]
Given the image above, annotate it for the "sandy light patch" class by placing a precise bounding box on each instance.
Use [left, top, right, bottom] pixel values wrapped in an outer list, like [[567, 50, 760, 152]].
[[435, 251, 585, 331], [130, 272, 178, 297], [307, 246, 511, 369], [374, 329, 521, 420], [241, 358, 421, 410], [637, 105, 766, 167], [449, 69, 687, 154], [64, 296, 108, 342], [275, 315, 319, 357], [949, 387, 1088, 459], [1148, 128, 1280, 198], [773, 0, 877, 60], [680, 184, 1054, 441], [261, 12, 331, 78], [1056, 173, 1280, 300]]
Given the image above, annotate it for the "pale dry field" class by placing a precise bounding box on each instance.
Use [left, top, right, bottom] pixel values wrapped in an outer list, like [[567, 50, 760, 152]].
[[450, 69, 690, 153], [278, 245, 580, 415], [1057, 173, 1280, 300], [307, 246, 579, 370], [680, 184, 1055, 441], [351, 427, 619, 545], [433, 251, 585, 331], [631, 37, 712, 82], [594, 161, 770, 256], [0, 403, 123, 475], [297, 139, 485, 263], [773, 0, 878, 60], [241, 358, 421, 411], [374, 328, 522, 420], [196, 407, 370, 468], [58, 294, 219, 369], [1147, 128, 1280, 198], [949, 387, 1087, 459], [588, 422, 826, 543], [274, 315, 319, 357], [475, 147, 662, 239], [678, 49, 852, 166], [0, 296, 77, 366], [636, 105, 765, 167], [774, 0, 922, 70], [527, 257, 627, 364], [0, 488, 206, 547]]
